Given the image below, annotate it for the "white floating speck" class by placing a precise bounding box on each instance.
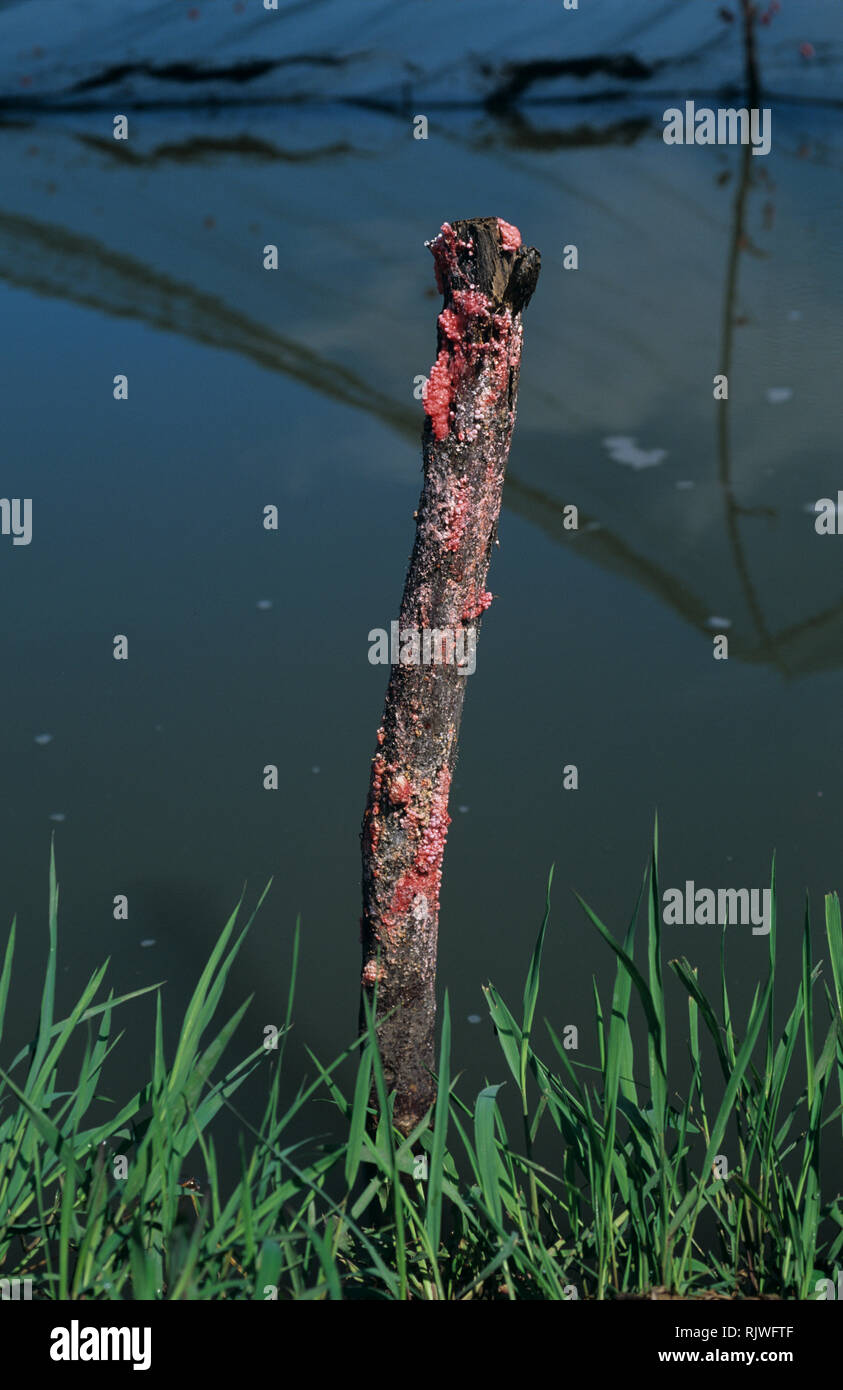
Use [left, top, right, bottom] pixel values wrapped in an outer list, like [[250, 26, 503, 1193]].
[[311, 765, 320, 774], [467, 1014, 482, 1024], [34, 733, 53, 745], [256, 599, 273, 610], [603, 435, 667, 469], [765, 387, 792, 404], [675, 480, 695, 490], [48, 812, 66, 822], [458, 804, 470, 814], [706, 616, 732, 629], [140, 939, 156, 948]]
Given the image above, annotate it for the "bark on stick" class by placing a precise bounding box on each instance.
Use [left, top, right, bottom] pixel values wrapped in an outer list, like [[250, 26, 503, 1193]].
[[360, 217, 540, 1135]]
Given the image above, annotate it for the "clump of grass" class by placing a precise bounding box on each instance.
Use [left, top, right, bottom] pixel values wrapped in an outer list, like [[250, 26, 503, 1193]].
[[483, 822, 843, 1300], [0, 827, 841, 1299]]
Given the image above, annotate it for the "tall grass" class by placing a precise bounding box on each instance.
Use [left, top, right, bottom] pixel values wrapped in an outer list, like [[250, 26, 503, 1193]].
[[0, 828, 841, 1299]]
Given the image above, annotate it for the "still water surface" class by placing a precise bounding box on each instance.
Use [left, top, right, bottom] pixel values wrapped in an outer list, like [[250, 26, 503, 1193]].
[[1, 100, 842, 1165]]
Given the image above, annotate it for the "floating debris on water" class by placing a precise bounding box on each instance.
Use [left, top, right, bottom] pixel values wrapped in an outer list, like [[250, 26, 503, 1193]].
[[48, 812, 66, 822], [765, 387, 793, 404], [140, 939, 156, 948], [256, 599, 273, 610], [458, 804, 470, 813], [603, 435, 667, 469], [34, 733, 53, 745], [311, 765, 321, 774], [467, 1014, 482, 1024], [706, 616, 732, 629], [675, 480, 695, 490]]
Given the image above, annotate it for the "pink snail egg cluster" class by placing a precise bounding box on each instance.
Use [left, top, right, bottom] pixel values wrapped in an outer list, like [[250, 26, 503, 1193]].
[[496, 218, 522, 250], [389, 773, 413, 806], [423, 223, 519, 443], [461, 589, 493, 622], [362, 958, 385, 987], [383, 766, 453, 927]]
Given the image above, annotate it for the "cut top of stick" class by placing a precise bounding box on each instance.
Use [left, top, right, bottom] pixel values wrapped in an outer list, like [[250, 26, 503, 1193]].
[[426, 216, 541, 316], [422, 218, 541, 445]]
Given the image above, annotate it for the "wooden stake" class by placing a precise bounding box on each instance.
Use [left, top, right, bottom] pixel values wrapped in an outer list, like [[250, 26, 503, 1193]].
[[360, 217, 540, 1134]]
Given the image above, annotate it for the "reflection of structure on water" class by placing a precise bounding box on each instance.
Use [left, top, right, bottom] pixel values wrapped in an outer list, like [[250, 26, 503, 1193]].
[[0, 0, 836, 109], [0, 93, 839, 676]]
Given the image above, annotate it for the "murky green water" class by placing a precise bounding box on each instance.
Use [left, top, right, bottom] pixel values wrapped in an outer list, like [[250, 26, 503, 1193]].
[[2, 101, 842, 1167]]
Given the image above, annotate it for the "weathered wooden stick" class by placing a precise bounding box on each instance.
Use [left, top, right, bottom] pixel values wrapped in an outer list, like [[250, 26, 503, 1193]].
[[360, 217, 540, 1134]]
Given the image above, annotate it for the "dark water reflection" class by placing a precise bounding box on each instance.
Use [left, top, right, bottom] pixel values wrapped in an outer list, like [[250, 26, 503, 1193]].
[[1, 101, 842, 1170]]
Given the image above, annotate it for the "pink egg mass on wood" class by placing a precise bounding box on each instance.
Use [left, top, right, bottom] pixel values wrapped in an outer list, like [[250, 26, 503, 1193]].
[[360, 216, 540, 1134]]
